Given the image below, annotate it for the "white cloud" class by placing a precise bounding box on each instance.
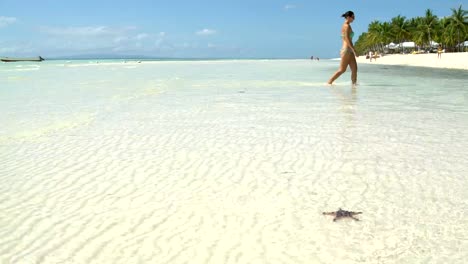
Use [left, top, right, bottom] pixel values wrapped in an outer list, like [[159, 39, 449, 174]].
[[196, 28, 216, 36], [153, 32, 167, 47], [32, 25, 164, 55], [284, 4, 296, 10], [2, 21, 237, 57], [106, 31, 173, 54], [136, 33, 149, 40], [39, 26, 136, 37], [176, 43, 192, 48], [0, 46, 19, 53], [0, 41, 36, 55], [0, 16, 17, 28], [113, 36, 129, 44], [114, 32, 152, 44]]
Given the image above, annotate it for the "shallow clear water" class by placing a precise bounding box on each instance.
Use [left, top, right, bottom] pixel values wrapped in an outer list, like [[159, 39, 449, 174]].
[[1, 60, 467, 263]]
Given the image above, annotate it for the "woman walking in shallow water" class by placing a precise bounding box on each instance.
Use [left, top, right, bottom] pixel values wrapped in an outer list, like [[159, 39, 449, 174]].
[[327, 11, 358, 86]]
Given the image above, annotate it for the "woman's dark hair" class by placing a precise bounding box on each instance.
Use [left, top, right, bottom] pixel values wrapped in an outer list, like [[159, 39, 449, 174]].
[[341, 11, 354, 18]]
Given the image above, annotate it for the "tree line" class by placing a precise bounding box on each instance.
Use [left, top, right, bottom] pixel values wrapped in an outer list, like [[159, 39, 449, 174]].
[[354, 5, 468, 54]]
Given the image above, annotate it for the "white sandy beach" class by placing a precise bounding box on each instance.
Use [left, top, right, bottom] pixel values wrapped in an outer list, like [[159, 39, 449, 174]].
[[356, 52, 468, 70]]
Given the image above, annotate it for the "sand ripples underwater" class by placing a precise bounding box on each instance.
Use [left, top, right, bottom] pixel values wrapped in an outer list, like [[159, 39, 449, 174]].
[[1, 60, 467, 263]]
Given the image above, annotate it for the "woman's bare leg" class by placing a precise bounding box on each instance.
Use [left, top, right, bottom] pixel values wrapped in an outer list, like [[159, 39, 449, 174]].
[[328, 54, 351, 84], [348, 55, 358, 85]]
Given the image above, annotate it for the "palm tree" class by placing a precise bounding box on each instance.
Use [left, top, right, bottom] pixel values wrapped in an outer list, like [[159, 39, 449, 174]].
[[354, 32, 369, 55], [432, 17, 444, 46], [358, 5, 467, 53], [391, 15, 410, 52], [355, 21, 393, 54], [380, 22, 393, 53], [439, 17, 457, 51], [381, 22, 393, 44], [421, 9, 438, 49], [367, 20, 383, 51], [408, 17, 424, 47], [449, 5, 468, 51]]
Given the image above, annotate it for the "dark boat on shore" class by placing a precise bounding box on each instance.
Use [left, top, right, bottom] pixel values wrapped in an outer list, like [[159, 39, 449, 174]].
[[1, 56, 45, 62]]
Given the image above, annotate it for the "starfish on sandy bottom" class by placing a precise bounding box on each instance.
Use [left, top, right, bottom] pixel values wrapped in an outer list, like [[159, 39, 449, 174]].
[[323, 208, 362, 221]]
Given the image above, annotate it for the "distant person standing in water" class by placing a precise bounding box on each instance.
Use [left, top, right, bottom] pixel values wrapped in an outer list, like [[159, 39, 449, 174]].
[[327, 11, 358, 86]]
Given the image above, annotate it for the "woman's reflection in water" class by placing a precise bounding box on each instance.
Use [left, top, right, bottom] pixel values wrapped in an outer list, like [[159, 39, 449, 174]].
[[330, 86, 358, 146]]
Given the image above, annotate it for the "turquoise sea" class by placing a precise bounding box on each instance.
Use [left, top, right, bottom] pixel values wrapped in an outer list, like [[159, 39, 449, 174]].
[[1, 59, 467, 263]]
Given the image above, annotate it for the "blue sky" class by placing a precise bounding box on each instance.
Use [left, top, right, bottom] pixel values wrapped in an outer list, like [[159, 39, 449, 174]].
[[0, 0, 466, 58]]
